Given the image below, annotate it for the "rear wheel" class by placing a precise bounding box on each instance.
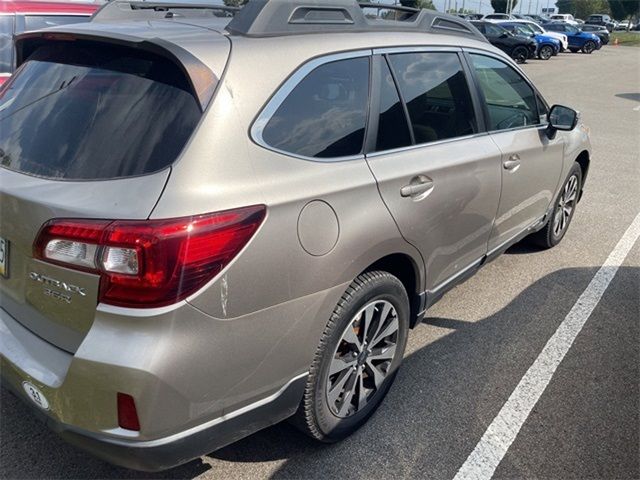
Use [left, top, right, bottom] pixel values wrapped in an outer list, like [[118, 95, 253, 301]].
[[529, 163, 582, 249], [512, 46, 529, 64], [582, 40, 596, 53], [538, 45, 554, 60], [292, 271, 409, 442]]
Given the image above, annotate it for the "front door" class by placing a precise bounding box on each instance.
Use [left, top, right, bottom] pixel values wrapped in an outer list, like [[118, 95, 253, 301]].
[[467, 53, 563, 252]]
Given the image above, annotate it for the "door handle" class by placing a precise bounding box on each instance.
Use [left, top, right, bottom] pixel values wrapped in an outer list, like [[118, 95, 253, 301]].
[[400, 175, 434, 199], [503, 154, 521, 171]]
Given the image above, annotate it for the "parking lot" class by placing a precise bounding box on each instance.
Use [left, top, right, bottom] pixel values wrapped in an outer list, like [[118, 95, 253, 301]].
[[1, 45, 639, 480]]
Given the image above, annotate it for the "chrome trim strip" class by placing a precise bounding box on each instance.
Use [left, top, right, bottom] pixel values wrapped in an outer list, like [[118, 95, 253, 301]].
[[366, 132, 489, 158], [100, 372, 309, 446], [97, 301, 188, 317], [373, 45, 462, 55], [429, 257, 483, 295], [251, 49, 371, 164]]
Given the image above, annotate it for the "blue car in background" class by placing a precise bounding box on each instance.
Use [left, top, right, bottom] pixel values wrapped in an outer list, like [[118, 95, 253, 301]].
[[545, 23, 602, 53], [499, 22, 561, 60]]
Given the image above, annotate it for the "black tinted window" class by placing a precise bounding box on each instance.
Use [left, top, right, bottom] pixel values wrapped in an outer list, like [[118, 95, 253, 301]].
[[24, 15, 91, 32], [0, 41, 202, 179], [0, 16, 13, 73], [485, 23, 507, 35], [388, 52, 477, 145], [376, 58, 412, 151], [470, 54, 538, 131], [261, 57, 369, 158], [471, 22, 486, 33], [546, 24, 564, 32]]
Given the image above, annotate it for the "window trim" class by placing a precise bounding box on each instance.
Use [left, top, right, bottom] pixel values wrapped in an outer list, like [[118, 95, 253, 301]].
[[462, 48, 550, 135], [250, 49, 372, 163], [365, 46, 486, 156]]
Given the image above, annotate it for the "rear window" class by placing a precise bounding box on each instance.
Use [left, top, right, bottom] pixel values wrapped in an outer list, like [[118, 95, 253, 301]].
[[24, 15, 91, 32], [260, 57, 370, 159], [0, 41, 202, 180]]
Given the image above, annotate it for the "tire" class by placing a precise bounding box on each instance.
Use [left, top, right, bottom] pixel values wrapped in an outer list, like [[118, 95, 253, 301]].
[[582, 40, 596, 53], [538, 45, 554, 60], [529, 163, 582, 249], [291, 271, 410, 442], [569, 47, 580, 53], [511, 46, 529, 64]]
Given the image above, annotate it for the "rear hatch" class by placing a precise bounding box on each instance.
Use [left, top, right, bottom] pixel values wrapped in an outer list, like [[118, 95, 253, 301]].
[[0, 31, 222, 352]]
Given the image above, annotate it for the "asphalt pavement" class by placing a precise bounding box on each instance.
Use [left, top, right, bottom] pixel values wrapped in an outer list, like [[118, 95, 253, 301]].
[[1, 45, 639, 480]]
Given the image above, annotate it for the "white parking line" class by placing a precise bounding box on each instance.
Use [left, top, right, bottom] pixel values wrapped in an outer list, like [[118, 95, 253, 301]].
[[453, 212, 640, 480]]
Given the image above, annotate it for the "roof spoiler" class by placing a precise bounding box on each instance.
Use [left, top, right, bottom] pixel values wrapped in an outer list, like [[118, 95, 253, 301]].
[[13, 31, 219, 111]]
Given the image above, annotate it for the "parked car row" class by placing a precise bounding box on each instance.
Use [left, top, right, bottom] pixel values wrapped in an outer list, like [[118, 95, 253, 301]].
[[469, 17, 603, 63], [462, 11, 639, 33]]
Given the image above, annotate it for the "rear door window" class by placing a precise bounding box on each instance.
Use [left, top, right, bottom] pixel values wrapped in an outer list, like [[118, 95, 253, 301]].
[[260, 56, 370, 159], [387, 52, 477, 145], [24, 15, 91, 32], [0, 16, 13, 74], [0, 41, 202, 180], [375, 58, 412, 151]]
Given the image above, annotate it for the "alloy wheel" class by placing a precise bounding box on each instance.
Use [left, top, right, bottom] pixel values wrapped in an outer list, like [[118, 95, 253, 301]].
[[326, 300, 399, 418], [539, 45, 553, 60], [553, 174, 579, 237]]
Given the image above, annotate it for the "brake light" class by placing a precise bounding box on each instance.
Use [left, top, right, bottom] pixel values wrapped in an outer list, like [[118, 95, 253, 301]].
[[34, 206, 266, 308]]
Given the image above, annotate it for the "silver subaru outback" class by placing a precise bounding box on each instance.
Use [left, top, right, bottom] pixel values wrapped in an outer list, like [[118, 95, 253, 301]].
[[0, 0, 591, 471]]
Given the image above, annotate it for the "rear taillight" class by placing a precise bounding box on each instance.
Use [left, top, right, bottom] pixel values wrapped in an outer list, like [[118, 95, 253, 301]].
[[34, 206, 266, 308]]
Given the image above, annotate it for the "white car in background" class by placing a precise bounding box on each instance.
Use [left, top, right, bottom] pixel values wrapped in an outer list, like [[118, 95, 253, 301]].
[[497, 19, 569, 51], [550, 13, 579, 25], [615, 20, 635, 30]]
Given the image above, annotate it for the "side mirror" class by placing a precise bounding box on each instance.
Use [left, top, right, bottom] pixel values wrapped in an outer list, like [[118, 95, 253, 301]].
[[547, 105, 578, 137]]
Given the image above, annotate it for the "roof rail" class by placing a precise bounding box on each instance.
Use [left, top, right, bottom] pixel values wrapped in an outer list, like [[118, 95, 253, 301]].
[[92, 1, 239, 22], [225, 0, 486, 41]]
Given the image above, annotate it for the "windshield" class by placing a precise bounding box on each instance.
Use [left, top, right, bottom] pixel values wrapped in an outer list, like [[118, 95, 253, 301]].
[[0, 41, 202, 180], [528, 23, 544, 34], [514, 24, 533, 35], [486, 23, 508, 35]]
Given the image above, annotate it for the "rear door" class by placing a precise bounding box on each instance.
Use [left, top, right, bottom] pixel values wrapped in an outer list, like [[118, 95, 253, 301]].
[[365, 49, 502, 293], [466, 52, 563, 252], [0, 38, 214, 352]]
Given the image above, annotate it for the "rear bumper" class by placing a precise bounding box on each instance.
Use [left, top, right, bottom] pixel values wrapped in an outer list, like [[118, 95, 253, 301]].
[[3, 372, 306, 471], [0, 297, 320, 471]]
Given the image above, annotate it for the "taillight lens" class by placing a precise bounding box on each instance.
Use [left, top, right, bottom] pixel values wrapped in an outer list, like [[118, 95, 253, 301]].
[[34, 205, 266, 308]]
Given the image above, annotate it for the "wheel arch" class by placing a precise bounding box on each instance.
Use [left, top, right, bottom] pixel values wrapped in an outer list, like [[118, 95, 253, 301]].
[[575, 150, 590, 200], [361, 253, 425, 329]]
